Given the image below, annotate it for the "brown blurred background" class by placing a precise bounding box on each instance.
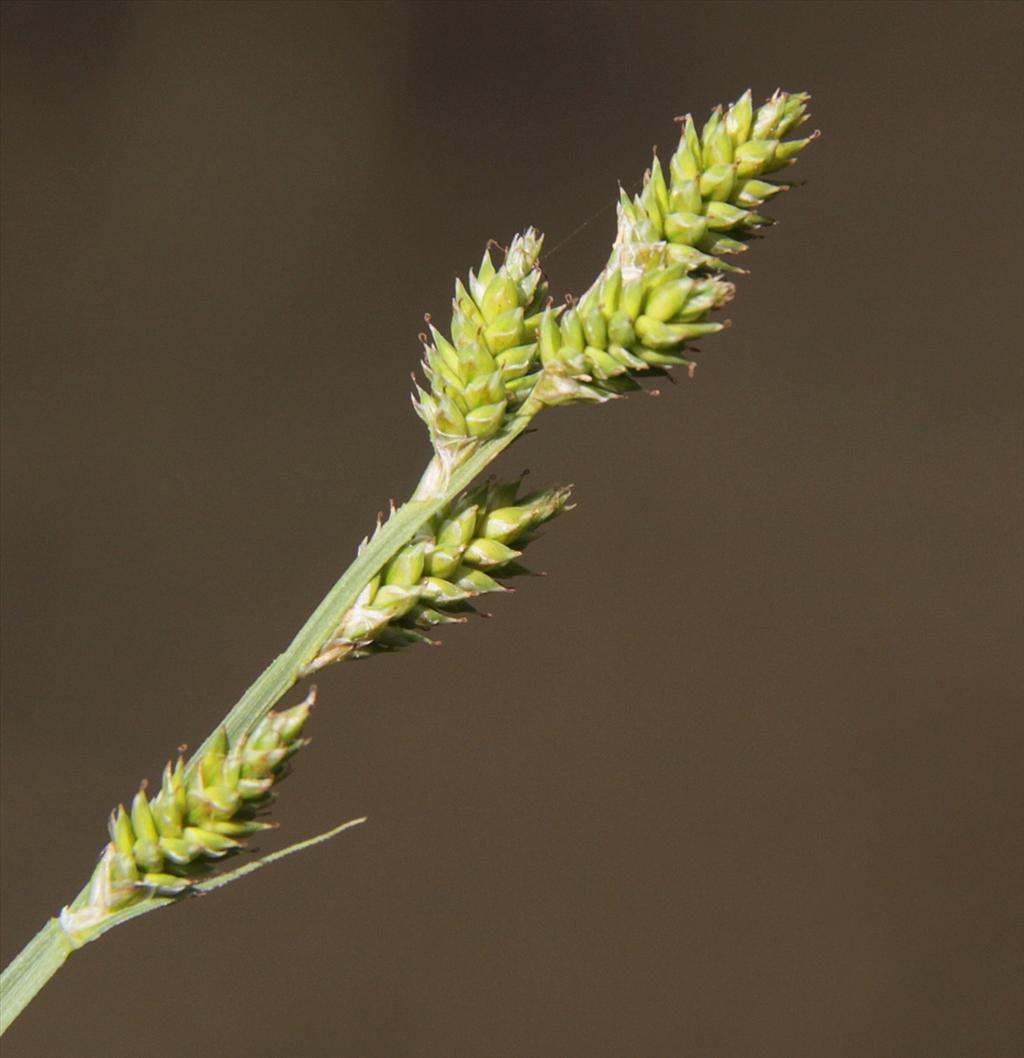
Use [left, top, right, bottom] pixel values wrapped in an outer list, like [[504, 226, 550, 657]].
[[2, 2, 1021, 1056]]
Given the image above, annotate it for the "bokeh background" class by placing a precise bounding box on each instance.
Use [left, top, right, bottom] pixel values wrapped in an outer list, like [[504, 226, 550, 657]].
[[2, 2, 1021, 1056]]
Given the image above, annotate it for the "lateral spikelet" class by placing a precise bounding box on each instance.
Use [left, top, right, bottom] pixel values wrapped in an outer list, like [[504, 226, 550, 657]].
[[305, 478, 571, 673], [414, 230, 549, 464], [62, 696, 312, 930]]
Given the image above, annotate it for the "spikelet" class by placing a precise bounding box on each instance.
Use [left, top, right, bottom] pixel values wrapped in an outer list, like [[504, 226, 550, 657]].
[[521, 89, 815, 409], [61, 695, 313, 934], [618, 88, 816, 273], [413, 230, 549, 468], [412, 90, 815, 444], [304, 478, 571, 674]]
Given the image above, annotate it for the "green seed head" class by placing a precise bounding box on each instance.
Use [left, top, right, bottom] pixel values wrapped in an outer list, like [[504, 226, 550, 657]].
[[415, 229, 548, 458], [514, 89, 813, 410], [306, 480, 572, 673], [70, 689, 317, 925]]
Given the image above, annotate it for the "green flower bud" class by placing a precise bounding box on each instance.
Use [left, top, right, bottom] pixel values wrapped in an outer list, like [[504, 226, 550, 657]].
[[635, 316, 724, 349], [465, 400, 507, 438], [529, 370, 610, 407], [664, 211, 708, 246], [455, 567, 507, 595], [495, 343, 537, 382], [584, 347, 628, 380], [419, 576, 474, 605], [559, 308, 586, 351], [699, 231, 748, 256], [130, 789, 159, 845], [734, 139, 777, 178], [607, 311, 637, 347], [770, 134, 816, 169], [140, 873, 192, 896], [480, 274, 520, 324], [505, 371, 541, 397], [478, 506, 537, 544], [752, 95, 786, 140], [647, 158, 670, 214], [110, 806, 135, 859], [236, 775, 274, 799], [482, 478, 522, 508], [539, 310, 563, 367], [607, 343, 648, 370], [634, 347, 693, 368], [184, 827, 241, 858], [467, 250, 496, 304], [188, 783, 240, 821], [637, 186, 664, 232], [132, 837, 164, 873], [598, 268, 622, 315], [370, 584, 421, 620], [669, 178, 703, 215], [435, 395, 468, 437], [151, 791, 183, 839], [406, 604, 468, 628], [197, 727, 228, 787], [734, 178, 785, 207], [272, 700, 311, 743], [201, 818, 273, 837], [437, 504, 478, 548], [669, 142, 699, 184], [137, 871, 190, 897], [383, 541, 426, 587], [459, 341, 498, 380], [581, 308, 608, 349], [705, 200, 760, 231], [160, 836, 202, 866], [463, 538, 521, 569], [703, 124, 734, 166], [429, 327, 461, 374], [620, 277, 646, 320], [484, 307, 525, 354], [674, 280, 734, 321], [644, 279, 695, 323], [664, 242, 735, 273], [463, 369, 504, 410], [108, 841, 139, 886], [724, 89, 753, 144], [699, 162, 737, 202]]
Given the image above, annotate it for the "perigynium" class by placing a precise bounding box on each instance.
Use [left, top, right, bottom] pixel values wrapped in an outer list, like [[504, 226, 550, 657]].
[[0, 88, 817, 1036]]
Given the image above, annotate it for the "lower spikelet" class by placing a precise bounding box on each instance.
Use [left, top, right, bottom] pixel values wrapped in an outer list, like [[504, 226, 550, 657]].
[[60, 693, 313, 935]]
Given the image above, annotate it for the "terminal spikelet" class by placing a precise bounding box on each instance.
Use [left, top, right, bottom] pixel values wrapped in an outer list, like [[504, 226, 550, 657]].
[[305, 478, 571, 674], [61, 696, 313, 932], [516, 89, 815, 409]]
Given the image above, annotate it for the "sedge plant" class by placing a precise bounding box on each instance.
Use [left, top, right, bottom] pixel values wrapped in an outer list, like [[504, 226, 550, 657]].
[[0, 89, 817, 1035]]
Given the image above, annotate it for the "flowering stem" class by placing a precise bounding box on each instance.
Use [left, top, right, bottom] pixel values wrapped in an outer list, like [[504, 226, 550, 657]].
[[183, 412, 533, 777], [0, 921, 74, 1036], [2, 85, 817, 1039], [0, 414, 532, 1036]]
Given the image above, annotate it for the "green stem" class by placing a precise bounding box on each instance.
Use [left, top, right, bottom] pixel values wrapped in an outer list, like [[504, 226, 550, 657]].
[[0, 413, 534, 1036], [0, 920, 74, 1036], [185, 411, 532, 773], [0, 820, 367, 1035]]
